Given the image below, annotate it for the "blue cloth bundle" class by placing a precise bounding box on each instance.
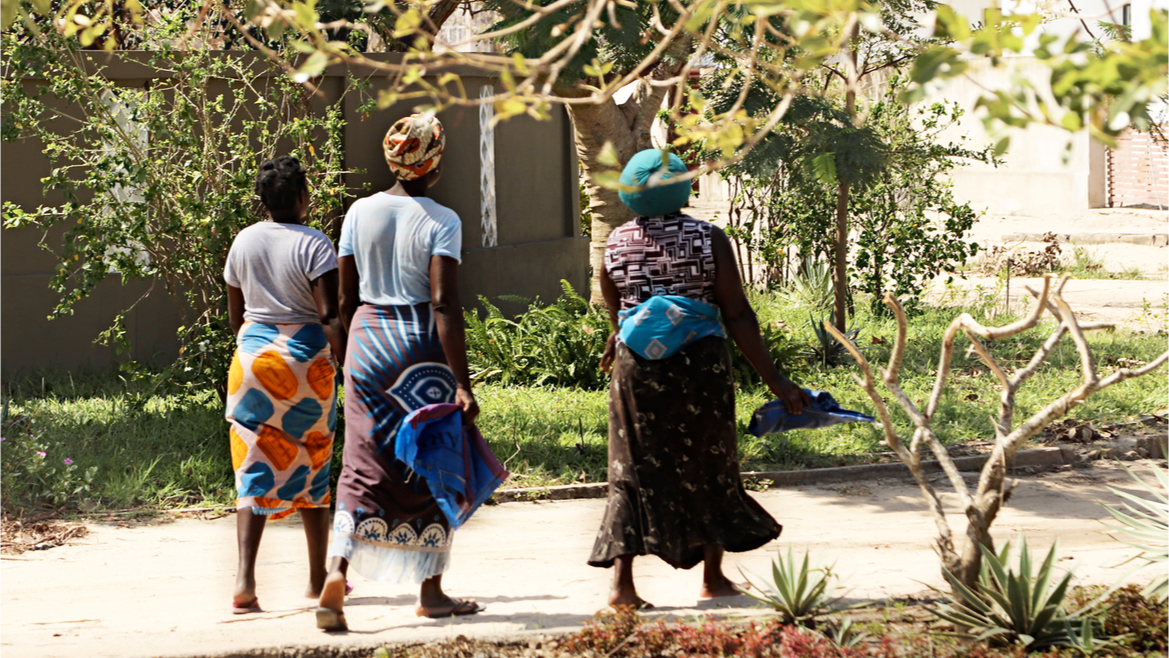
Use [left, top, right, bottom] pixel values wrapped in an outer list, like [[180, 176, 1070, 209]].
[[748, 390, 875, 436], [618, 295, 727, 360], [395, 403, 510, 529]]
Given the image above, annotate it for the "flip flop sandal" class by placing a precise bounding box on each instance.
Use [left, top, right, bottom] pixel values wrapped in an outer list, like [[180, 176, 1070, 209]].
[[314, 606, 348, 631], [345, 581, 354, 596], [231, 598, 262, 614], [416, 599, 485, 619]]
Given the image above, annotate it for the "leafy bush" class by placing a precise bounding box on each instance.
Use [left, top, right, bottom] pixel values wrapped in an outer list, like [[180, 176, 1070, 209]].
[[1098, 584, 1168, 654], [466, 281, 805, 390], [465, 281, 611, 389], [710, 79, 992, 312], [560, 609, 895, 658], [1, 20, 350, 390]]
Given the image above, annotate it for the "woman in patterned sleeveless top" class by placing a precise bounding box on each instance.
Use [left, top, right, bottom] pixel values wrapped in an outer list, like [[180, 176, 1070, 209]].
[[588, 150, 808, 609]]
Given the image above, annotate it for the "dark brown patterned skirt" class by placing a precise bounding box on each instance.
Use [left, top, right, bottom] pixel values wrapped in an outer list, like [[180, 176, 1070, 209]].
[[588, 336, 782, 570]]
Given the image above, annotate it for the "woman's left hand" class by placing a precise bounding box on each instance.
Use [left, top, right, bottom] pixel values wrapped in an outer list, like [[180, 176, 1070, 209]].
[[600, 332, 618, 374]]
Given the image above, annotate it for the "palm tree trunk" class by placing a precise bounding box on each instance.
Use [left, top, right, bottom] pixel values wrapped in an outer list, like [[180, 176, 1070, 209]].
[[564, 49, 689, 304]]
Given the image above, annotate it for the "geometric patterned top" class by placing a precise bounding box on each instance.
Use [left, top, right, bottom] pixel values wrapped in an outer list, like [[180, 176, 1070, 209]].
[[605, 213, 717, 310]]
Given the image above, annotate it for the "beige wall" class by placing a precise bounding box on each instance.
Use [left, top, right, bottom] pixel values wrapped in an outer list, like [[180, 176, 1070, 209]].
[[926, 57, 1108, 218], [1, 53, 585, 377]]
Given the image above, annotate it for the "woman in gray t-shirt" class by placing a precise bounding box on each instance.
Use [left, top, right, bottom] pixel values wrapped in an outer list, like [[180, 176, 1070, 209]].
[[223, 156, 346, 615]]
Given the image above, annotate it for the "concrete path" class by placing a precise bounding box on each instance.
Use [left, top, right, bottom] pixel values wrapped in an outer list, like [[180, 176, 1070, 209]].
[[2, 461, 1162, 658]]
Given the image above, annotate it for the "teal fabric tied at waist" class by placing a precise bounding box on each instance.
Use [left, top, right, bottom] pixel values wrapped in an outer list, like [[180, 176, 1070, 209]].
[[617, 295, 727, 360]]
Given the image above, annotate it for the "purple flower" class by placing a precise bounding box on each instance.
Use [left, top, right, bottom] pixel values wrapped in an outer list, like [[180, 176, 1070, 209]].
[[63, 458, 74, 465], [36, 451, 46, 457], [0, 437, 6, 442]]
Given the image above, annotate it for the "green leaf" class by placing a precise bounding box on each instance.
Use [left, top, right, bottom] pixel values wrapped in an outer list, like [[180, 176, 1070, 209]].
[[293, 52, 330, 83], [0, 0, 18, 30]]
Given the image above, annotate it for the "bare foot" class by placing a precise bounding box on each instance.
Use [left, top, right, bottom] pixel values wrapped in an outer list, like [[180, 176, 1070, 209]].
[[699, 575, 743, 599], [415, 595, 484, 618], [315, 572, 347, 630], [609, 590, 654, 610]]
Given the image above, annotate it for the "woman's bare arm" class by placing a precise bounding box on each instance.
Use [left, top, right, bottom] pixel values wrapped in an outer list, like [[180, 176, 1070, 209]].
[[710, 226, 807, 414], [227, 285, 246, 338], [599, 266, 622, 374], [338, 255, 360, 334], [430, 255, 480, 425], [310, 268, 347, 365]]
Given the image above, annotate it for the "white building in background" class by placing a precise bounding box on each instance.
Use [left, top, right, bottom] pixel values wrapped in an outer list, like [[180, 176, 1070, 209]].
[[929, 0, 1167, 215], [695, 0, 1167, 214]]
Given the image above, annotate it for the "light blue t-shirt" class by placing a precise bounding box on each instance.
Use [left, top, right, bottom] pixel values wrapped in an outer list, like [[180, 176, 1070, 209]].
[[338, 192, 462, 306]]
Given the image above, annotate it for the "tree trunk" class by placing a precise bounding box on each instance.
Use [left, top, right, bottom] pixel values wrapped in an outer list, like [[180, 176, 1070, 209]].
[[833, 40, 859, 333], [833, 180, 850, 332], [565, 51, 689, 304]]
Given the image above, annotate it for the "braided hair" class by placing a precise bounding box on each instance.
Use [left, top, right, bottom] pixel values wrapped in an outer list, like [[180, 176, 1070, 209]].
[[254, 155, 307, 219]]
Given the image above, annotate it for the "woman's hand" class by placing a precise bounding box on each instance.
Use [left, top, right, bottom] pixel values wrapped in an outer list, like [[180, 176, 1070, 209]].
[[600, 331, 619, 374], [456, 386, 480, 426], [768, 377, 809, 415]]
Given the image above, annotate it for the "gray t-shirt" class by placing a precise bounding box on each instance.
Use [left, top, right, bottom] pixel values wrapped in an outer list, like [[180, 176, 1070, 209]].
[[224, 221, 338, 324], [338, 193, 462, 306]]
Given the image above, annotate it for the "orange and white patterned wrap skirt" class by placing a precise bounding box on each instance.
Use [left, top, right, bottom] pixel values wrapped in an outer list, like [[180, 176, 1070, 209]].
[[225, 322, 337, 520]]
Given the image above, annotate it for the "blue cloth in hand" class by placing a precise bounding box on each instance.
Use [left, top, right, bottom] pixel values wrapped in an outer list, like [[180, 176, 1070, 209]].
[[748, 390, 875, 436], [618, 295, 726, 360], [395, 403, 510, 529]]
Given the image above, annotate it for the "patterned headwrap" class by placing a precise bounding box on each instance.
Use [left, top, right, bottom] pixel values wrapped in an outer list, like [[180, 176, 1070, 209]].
[[383, 113, 445, 181]]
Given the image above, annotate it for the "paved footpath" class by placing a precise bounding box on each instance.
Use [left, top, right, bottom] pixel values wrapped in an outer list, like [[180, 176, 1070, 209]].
[[1, 461, 1160, 658]]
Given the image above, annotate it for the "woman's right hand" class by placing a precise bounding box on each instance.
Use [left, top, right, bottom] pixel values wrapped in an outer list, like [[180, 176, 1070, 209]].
[[768, 377, 809, 415], [456, 386, 480, 426]]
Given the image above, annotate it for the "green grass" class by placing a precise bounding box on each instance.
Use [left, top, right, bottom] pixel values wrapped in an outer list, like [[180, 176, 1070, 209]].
[[3, 294, 1166, 513], [1059, 246, 1148, 280]]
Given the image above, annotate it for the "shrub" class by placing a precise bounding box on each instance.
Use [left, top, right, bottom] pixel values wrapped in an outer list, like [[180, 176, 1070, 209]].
[[560, 609, 897, 658], [1, 18, 350, 391], [1099, 584, 1168, 654], [466, 281, 805, 390], [0, 401, 96, 511], [465, 281, 611, 389]]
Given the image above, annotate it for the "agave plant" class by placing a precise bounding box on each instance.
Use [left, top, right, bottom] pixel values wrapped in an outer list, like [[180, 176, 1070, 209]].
[[780, 257, 834, 311], [823, 617, 870, 649], [1102, 463, 1168, 601], [931, 536, 1106, 652], [739, 547, 844, 627], [804, 314, 862, 368]]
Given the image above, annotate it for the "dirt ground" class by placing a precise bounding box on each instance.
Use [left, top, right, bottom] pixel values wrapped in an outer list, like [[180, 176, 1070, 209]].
[[2, 459, 1165, 658]]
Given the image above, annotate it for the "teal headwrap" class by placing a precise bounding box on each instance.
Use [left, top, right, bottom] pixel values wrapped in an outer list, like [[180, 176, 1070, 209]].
[[618, 149, 691, 218]]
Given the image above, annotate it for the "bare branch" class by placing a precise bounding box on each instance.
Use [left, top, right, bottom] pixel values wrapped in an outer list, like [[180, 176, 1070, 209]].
[[822, 321, 911, 463], [884, 292, 907, 384]]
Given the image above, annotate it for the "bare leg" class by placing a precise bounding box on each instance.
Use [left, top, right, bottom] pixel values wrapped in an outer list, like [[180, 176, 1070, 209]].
[[415, 574, 483, 617], [699, 545, 739, 598], [299, 508, 330, 597], [609, 554, 651, 609], [234, 508, 267, 608]]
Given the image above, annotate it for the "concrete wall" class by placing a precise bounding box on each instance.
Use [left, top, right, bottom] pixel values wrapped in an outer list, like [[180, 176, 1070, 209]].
[[925, 57, 1108, 218], [1, 52, 585, 378]]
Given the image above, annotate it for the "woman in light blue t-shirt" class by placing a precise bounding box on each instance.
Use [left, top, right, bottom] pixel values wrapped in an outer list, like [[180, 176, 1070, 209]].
[[223, 156, 346, 615], [315, 114, 482, 631]]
